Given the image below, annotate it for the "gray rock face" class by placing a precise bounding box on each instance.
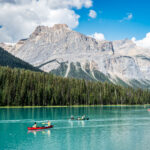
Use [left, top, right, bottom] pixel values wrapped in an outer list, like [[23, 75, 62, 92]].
[[2, 24, 150, 88], [0, 42, 14, 52]]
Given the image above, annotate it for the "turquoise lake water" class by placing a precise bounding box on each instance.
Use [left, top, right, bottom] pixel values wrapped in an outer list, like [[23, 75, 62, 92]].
[[0, 106, 150, 150]]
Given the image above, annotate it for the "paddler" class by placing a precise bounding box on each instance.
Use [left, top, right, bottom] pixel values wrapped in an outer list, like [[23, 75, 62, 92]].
[[42, 121, 51, 127], [81, 115, 85, 120], [48, 121, 51, 126], [71, 115, 74, 120], [45, 121, 51, 127], [32, 122, 37, 128]]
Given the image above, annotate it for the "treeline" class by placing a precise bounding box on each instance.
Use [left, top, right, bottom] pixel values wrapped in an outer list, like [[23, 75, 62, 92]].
[[0, 66, 150, 106]]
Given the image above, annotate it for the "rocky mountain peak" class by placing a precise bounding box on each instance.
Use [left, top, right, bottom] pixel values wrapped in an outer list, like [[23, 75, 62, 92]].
[[52, 24, 69, 30], [34, 25, 47, 33], [30, 24, 70, 39], [30, 25, 49, 38]]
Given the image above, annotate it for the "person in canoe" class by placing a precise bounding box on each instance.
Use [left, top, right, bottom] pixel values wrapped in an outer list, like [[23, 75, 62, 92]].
[[82, 115, 85, 120], [71, 115, 74, 120], [43, 121, 51, 127], [77, 115, 89, 120], [77, 117, 81, 120], [47, 121, 51, 127], [32, 122, 37, 128], [77, 115, 85, 120]]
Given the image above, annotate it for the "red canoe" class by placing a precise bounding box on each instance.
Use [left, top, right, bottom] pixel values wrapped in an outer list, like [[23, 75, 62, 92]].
[[27, 125, 53, 130]]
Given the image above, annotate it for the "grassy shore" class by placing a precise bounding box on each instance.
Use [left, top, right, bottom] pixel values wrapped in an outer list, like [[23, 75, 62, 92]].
[[0, 104, 150, 108]]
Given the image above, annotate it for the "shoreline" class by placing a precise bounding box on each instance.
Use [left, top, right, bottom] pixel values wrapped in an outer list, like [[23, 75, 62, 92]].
[[0, 104, 150, 108]]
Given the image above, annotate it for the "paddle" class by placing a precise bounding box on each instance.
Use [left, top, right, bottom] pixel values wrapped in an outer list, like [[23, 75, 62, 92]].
[[42, 123, 47, 124]]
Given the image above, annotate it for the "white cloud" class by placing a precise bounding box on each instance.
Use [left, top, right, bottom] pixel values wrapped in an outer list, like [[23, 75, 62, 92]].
[[120, 13, 133, 22], [89, 10, 97, 18], [0, 0, 93, 9], [89, 32, 105, 41], [132, 33, 150, 49], [127, 13, 133, 20], [0, 0, 92, 42]]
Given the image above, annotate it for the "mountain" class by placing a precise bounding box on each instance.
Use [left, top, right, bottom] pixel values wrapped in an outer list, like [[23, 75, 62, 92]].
[[0, 47, 41, 72], [0, 42, 14, 52], [1, 24, 150, 89]]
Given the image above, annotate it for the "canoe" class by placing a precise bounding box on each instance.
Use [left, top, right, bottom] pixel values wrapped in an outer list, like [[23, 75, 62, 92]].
[[27, 125, 53, 130], [77, 118, 89, 120], [71, 118, 89, 120]]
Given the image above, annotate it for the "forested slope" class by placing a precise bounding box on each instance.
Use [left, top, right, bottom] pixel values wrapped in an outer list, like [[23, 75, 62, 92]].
[[0, 66, 150, 106], [0, 47, 40, 72]]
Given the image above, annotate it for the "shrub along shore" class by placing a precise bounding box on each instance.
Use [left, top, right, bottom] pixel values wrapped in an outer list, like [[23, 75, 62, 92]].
[[0, 66, 150, 106]]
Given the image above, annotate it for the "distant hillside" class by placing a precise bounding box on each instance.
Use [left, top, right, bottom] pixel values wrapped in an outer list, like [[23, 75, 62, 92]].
[[0, 47, 41, 72]]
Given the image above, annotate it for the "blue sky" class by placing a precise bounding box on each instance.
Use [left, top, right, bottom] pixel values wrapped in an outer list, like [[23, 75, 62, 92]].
[[75, 0, 150, 41], [0, 0, 150, 43]]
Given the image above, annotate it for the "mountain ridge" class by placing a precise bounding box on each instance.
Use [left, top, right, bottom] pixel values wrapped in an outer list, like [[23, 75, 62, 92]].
[[1, 24, 150, 88]]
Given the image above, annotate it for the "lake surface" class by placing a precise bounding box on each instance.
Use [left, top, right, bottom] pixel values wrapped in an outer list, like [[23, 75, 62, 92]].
[[0, 106, 150, 150]]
